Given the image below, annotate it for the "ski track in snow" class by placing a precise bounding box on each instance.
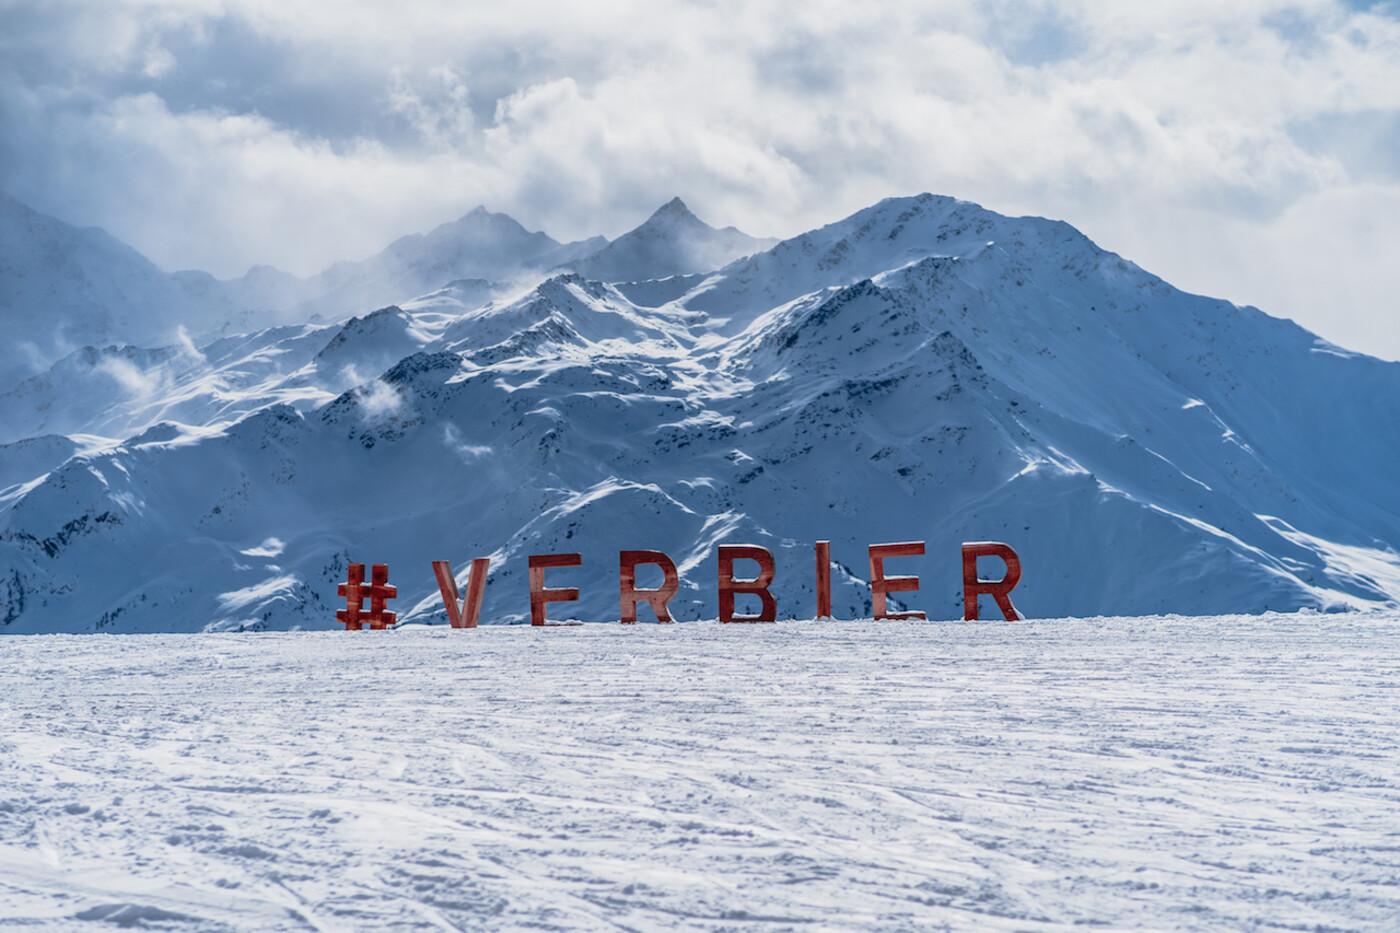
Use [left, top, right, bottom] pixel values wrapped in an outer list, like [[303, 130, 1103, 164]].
[[2, 615, 1399, 931]]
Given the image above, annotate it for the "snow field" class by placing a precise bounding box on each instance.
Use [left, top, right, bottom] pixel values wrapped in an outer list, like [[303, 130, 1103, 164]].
[[2, 614, 1399, 930]]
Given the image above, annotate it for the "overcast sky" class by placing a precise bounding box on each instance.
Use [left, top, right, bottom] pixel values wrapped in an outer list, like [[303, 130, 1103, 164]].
[[2, 0, 1398, 358]]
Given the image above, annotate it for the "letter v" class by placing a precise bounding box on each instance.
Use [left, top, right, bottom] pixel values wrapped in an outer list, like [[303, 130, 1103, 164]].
[[432, 558, 490, 628]]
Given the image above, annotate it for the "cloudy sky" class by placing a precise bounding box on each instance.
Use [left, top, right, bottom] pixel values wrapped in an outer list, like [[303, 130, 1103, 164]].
[[3, 0, 1398, 358]]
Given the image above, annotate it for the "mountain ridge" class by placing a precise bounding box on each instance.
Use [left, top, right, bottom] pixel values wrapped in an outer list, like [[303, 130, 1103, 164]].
[[0, 194, 781, 389], [560, 197, 777, 283]]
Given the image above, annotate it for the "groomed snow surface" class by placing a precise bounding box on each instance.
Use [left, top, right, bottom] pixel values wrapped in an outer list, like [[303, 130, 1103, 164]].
[[3, 614, 1399, 931]]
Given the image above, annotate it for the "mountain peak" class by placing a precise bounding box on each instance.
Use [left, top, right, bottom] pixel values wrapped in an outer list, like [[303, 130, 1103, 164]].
[[636, 197, 706, 233], [444, 205, 525, 232], [555, 198, 773, 282], [652, 197, 693, 219]]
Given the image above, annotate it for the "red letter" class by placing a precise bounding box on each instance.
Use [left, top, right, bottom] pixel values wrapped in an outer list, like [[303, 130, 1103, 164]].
[[868, 542, 926, 620], [962, 542, 1023, 621], [432, 558, 490, 628], [815, 540, 832, 619], [619, 550, 679, 623], [717, 545, 776, 623], [529, 553, 581, 626]]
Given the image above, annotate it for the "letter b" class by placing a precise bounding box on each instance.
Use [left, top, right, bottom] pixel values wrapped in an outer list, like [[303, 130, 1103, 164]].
[[717, 545, 776, 623]]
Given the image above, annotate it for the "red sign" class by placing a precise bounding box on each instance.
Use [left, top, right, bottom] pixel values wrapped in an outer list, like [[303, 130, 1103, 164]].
[[341, 542, 1024, 629], [407, 541, 1024, 627]]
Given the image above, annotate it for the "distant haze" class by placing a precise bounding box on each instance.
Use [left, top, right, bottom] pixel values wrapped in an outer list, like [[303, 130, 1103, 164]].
[[2, 1, 1399, 359]]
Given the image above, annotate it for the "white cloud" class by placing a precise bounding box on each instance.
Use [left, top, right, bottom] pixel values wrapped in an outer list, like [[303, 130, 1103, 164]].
[[443, 424, 491, 463], [388, 65, 475, 149], [174, 325, 206, 364], [240, 536, 285, 558], [97, 354, 166, 398], [3, 0, 1400, 356], [141, 42, 176, 78], [357, 379, 405, 419]]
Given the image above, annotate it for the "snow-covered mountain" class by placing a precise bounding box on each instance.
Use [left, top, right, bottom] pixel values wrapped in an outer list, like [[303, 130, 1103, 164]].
[[560, 197, 777, 282], [2, 193, 1397, 632], [299, 208, 575, 320], [0, 193, 194, 391], [0, 194, 778, 394]]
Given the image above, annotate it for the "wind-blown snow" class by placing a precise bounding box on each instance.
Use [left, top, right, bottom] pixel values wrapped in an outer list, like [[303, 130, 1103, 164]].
[[2, 615, 1398, 930]]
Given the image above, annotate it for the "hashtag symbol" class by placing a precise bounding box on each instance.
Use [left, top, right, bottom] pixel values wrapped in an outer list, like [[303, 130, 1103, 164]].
[[337, 563, 397, 630]]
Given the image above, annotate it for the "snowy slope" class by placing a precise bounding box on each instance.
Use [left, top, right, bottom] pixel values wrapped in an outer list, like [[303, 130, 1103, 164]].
[[0, 326, 342, 446], [3, 617, 1400, 930], [2, 195, 1399, 632]]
